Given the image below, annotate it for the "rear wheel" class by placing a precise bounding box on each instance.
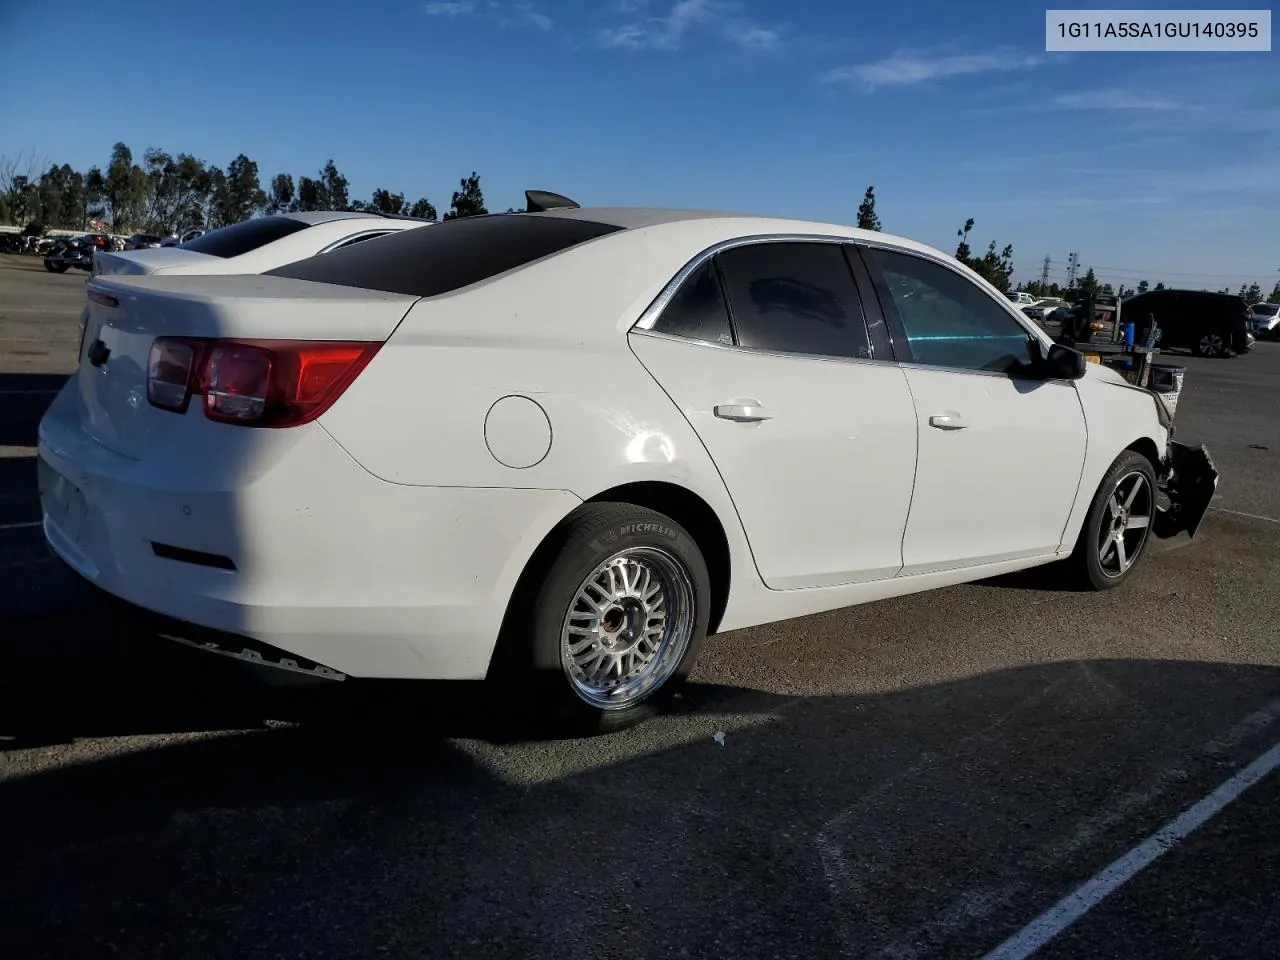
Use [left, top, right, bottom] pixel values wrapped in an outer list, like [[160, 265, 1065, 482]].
[[1192, 330, 1230, 357], [496, 502, 710, 735], [1068, 450, 1158, 590], [45, 261, 68, 274]]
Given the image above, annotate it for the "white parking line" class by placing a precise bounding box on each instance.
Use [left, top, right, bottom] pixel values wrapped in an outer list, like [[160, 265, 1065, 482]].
[[1210, 506, 1280, 525], [981, 740, 1280, 960], [0, 520, 41, 531]]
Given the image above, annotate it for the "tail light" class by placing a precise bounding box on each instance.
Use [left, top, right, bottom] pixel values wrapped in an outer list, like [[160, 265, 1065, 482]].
[[146, 338, 380, 428]]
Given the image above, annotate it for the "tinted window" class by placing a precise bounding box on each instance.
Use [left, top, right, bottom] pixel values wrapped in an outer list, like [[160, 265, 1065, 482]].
[[266, 214, 623, 297], [181, 216, 311, 259], [869, 248, 1031, 373], [650, 261, 733, 345], [1255, 304, 1279, 316], [715, 242, 871, 359]]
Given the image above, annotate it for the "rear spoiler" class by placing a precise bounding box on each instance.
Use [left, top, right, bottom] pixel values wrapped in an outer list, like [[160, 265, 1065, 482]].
[[525, 190, 580, 213]]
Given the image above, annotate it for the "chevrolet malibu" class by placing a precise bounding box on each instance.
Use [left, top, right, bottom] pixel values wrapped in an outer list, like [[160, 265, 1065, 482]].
[[37, 198, 1219, 733]]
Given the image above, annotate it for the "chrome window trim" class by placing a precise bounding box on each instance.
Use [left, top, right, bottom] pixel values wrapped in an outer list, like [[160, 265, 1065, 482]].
[[629, 327, 900, 369], [316, 229, 394, 255]]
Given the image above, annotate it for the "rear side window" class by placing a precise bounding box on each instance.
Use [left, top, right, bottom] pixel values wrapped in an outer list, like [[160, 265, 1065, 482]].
[[650, 261, 734, 345], [265, 214, 624, 297], [180, 216, 311, 259], [715, 241, 872, 359]]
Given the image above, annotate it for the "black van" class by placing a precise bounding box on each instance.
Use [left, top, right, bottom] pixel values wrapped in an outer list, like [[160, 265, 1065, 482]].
[[1121, 289, 1255, 358]]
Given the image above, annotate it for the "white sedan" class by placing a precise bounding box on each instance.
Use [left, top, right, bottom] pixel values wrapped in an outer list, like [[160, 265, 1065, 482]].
[[91, 211, 430, 277], [38, 199, 1219, 733]]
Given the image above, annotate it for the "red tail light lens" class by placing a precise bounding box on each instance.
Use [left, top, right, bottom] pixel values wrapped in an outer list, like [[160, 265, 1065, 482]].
[[147, 337, 380, 428]]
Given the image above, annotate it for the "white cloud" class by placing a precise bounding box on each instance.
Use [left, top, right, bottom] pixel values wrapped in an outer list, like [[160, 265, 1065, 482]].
[[423, 0, 476, 15], [825, 47, 1042, 90], [423, 0, 551, 30], [1050, 89, 1182, 111], [598, 0, 781, 52]]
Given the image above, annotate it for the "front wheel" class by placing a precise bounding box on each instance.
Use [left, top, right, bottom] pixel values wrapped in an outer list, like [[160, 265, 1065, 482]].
[[1068, 450, 1158, 590], [495, 502, 711, 735], [44, 261, 68, 274]]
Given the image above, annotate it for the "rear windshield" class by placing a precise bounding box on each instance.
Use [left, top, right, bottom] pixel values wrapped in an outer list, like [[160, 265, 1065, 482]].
[[181, 216, 311, 259], [264, 213, 624, 298], [1254, 304, 1279, 315]]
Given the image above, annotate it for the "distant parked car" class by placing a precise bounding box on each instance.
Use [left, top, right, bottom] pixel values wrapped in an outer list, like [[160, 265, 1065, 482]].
[[125, 233, 165, 250], [1123, 289, 1255, 357], [1006, 291, 1037, 306], [1248, 302, 1279, 339], [92, 212, 430, 277], [43, 234, 110, 273]]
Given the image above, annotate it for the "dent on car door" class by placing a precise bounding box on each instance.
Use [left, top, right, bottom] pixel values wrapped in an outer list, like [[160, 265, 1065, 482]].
[[858, 246, 1088, 574], [628, 240, 919, 590]]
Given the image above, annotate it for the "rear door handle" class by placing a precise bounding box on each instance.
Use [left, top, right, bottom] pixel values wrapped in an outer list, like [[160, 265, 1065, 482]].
[[714, 402, 773, 423], [929, 413, 969, 430]]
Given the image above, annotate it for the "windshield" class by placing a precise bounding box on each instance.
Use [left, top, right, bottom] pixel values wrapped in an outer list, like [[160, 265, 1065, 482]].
[[1253, 304, 1279, 315]]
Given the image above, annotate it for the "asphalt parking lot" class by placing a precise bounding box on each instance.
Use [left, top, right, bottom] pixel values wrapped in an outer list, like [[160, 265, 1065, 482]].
[[2, 254, 1278, 960]]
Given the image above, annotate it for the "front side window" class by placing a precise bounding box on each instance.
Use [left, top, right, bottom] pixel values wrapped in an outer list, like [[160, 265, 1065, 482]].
[[650, 260, 734, 345], [715, 241, 871, 359], [868, 248, 1032, 373]]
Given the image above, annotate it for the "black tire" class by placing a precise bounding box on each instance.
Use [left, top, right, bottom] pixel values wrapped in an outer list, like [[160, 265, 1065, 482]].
[[1067, 450, 1159, 591], [493, 502, 711, 736], [45, 261, 68, 274], [1191, 330, 1231, 357]]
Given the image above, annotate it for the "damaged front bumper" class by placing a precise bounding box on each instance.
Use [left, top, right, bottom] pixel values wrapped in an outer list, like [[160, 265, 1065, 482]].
[[1154, 441, 1219, 539]]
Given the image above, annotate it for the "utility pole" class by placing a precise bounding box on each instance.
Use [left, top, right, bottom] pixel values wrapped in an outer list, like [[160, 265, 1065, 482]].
[[1066, 252, 1079, 289], [1040, 255, 1051, 292]]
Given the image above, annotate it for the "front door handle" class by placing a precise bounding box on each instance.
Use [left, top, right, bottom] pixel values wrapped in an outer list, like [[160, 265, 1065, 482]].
[[929, 413, 968, 430], [714, 402, 773, 423]]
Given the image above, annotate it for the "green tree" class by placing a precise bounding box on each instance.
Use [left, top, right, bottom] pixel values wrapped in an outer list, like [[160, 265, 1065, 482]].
[[367, 188, 407, 215], [1154, 281, 1166, 291], [215, 154, 266, 225], [1137, 280, 1149, 293], [443, 172, 487, 220], [1243, 282, 1262, 303], [294, 175, 324, 211], [1268, 282, 1280, 305], [954, 217, 974, 263], [267, 173, 294, 214], [105, 142, 147, 231], [856, 185, 880, 231], [320, 159, 349, 211], [85, 167, 106, 222], [954, 218, 1014, 291], [1078, 268, 1100, 296], [408, 197, 438, 220]]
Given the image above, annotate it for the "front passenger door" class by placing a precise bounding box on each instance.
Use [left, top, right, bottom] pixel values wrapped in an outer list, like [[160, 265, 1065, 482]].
[[860, 246, 1088, 575]]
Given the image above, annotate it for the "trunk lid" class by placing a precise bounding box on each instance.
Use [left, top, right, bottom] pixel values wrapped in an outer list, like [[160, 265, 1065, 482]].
[[77, 274, 419, 459], [93, 247, 220, 277]]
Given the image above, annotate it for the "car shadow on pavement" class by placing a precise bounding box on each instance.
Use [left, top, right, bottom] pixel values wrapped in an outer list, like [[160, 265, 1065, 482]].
[[0, 372, 66, 447], [1, 657, 1279, 960]]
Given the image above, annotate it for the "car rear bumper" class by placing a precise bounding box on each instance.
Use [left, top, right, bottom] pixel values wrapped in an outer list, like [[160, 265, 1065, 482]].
[[37, 383, 581, 680]]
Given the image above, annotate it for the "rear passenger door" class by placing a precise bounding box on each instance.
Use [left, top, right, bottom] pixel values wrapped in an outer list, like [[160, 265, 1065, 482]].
[[629, 240, 920, 590]]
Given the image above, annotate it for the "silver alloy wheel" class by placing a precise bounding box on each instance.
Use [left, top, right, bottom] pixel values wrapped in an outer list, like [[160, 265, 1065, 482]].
[[1098, 470, 1153, 579], [1198, 332, 1225, 356], [560, 546, 696, 710]]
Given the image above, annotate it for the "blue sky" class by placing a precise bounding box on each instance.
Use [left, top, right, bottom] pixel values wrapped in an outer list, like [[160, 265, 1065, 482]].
[[1, 0, 1276, 290]]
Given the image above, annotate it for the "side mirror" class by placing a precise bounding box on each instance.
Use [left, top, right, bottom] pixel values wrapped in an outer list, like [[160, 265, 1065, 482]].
[[1043, 343, 1087, 380]]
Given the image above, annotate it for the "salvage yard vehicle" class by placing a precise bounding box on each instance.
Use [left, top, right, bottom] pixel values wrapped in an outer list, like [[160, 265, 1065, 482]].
[[90, 210, 432, 278], [37, 195, 1220, 733], [1122, 289, 1255, 357]]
